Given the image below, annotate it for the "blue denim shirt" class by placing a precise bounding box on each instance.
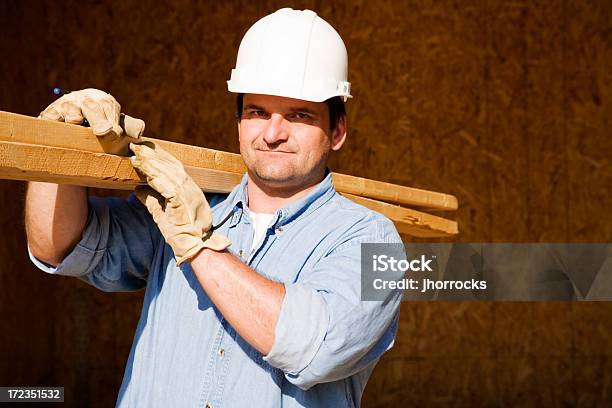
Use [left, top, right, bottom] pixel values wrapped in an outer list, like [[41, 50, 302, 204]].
[[30, 171, 403, 407]]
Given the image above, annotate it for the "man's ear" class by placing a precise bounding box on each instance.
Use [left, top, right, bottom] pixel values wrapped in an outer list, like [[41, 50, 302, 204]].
[[330, 115, 347, 151]]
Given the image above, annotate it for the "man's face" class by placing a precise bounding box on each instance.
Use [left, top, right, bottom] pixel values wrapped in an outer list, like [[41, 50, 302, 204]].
[[238, 94, 346, 191]]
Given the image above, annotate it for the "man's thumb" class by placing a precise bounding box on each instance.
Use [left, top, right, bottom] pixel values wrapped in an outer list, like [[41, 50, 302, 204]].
[[121, 114, 145, 138]]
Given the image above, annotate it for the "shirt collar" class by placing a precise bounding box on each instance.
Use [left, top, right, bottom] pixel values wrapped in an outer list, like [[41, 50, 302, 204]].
[[227, 169, 336, 228]]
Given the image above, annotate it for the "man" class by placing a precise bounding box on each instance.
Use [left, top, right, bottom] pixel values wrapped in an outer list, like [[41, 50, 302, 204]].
[[26, 8, 402, 407]]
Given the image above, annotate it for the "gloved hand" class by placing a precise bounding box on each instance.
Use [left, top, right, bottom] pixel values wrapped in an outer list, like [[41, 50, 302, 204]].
[[130, 142, 231, 265], [39, 88, 145, 155]]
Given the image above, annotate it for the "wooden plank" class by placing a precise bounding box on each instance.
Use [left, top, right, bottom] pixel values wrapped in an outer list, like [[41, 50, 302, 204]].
[[0, 141, 243, 193], [341, 193, 458, 237], [0, 110, 458, 210], [0, 110, 246, 173], [332, 173, 458, 211], [0, 140, 456, 237]]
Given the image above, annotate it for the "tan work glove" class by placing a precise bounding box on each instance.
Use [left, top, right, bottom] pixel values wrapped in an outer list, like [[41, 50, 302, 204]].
[[39, 88, 145, 155], [130, 142, 231, 265]]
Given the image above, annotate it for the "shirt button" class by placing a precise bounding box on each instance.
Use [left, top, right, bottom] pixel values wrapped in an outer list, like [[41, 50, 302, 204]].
[[238, 249, 243, 257], [218, 348, 225, 358], [206, 404, 213, 408], [276, 227, 283, 233]]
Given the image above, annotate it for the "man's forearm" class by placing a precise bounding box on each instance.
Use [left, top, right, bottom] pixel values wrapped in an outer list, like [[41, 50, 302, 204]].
[[189, 248, 285, 355], [25, 182, 89, 266]]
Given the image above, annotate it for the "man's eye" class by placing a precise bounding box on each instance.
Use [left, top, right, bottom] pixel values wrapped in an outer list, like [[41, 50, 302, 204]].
[[291, 112, 311, 120], [248, 110, 267, 117]]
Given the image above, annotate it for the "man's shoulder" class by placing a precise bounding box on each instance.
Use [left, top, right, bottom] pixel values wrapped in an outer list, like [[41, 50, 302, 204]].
[[327, 192, 390, 221], [318, 193, 401, 244]]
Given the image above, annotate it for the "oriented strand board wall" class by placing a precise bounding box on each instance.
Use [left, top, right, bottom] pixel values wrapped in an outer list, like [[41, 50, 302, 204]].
[[0, 0, 610, 406]]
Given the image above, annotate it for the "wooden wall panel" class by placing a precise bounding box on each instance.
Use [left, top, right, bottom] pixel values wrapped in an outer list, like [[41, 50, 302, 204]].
[[565, 0, 612, 242], [484, 1, 530, 242], [526, 0, 568, 241], [0, 0, 610, 407]]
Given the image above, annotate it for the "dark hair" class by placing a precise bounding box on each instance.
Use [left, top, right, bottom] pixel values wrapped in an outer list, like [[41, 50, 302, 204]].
[[236, 94, 346, 132]]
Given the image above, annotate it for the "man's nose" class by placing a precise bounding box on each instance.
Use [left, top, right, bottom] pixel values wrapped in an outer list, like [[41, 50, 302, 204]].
[[262, 113, 289, 144]]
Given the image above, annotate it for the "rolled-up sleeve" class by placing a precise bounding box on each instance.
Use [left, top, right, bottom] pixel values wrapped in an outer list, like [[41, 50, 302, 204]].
[[263, 216, 404, 390], [28, 193, 160, 292]]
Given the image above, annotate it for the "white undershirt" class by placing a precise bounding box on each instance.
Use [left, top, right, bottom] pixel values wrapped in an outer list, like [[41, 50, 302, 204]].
[[250, 211, 275, 254]]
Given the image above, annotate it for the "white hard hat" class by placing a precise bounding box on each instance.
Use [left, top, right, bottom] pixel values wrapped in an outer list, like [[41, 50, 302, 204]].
[[227, 8, 351, 102]]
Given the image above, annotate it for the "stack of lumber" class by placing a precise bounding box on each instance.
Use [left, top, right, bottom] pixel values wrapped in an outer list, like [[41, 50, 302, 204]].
[[0, 111, 458, 237]]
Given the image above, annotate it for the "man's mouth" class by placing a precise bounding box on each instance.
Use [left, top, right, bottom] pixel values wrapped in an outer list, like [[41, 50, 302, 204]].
[[256, 149, 294, 154]]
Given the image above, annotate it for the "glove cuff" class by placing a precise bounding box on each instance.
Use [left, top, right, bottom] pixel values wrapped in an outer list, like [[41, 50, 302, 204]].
[[175, 233, 232, 266]]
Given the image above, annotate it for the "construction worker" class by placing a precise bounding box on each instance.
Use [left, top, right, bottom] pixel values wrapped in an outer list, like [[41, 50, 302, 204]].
[[26, 8, 403, 407]]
